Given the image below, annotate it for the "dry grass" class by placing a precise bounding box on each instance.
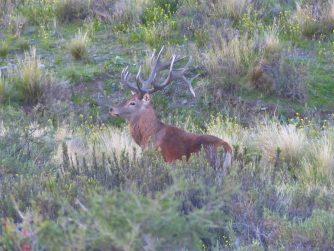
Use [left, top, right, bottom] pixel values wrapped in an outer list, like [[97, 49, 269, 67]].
[[255, 121, 307, 164], [68, 29, 89, 60], [302, 132, 334, 185], [54, 126, 142, 165], [263, 27, 281, 57], [95, 127, 142, 159]]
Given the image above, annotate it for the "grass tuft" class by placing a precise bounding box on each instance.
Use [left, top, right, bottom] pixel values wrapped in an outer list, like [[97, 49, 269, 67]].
[[0, 41, 9, 58], [68, 29, 89, 60], [256, 122, 306, 164]]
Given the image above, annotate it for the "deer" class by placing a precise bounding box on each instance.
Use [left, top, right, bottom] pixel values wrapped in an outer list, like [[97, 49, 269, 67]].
[[110, 47, 232, 169]]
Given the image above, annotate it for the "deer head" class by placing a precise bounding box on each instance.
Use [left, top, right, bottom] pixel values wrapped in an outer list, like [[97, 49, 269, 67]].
[[110, 47, 198, 121]]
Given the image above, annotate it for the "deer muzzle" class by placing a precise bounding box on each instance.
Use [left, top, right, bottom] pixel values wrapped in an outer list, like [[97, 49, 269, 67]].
[[109, 107, 119, 117]]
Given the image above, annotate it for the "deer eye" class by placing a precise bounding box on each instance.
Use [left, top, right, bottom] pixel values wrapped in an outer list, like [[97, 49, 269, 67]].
[[129, 102, 136, 106]]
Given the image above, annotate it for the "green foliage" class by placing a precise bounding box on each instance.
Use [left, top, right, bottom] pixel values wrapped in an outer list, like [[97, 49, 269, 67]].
[[154, 0, 179, 15], [142, 5, 171, 26]]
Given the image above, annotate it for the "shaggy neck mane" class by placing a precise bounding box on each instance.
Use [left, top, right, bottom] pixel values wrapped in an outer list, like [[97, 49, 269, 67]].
[[129, 105, 163, 147]]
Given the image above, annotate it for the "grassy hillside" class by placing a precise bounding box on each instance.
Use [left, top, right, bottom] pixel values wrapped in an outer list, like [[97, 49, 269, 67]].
[[1, 0, 334, 250]]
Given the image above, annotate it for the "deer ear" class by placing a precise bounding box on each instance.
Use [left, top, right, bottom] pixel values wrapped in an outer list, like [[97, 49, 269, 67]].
[[143, 93, 151, 103]]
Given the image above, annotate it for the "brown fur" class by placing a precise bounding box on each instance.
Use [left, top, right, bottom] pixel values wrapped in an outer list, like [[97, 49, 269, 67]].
[[111, 94, 232, 166]]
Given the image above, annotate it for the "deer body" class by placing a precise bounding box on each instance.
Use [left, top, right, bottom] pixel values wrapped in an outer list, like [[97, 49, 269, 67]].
[[111, 94, 232, 168], [110, 47, 232, 169]]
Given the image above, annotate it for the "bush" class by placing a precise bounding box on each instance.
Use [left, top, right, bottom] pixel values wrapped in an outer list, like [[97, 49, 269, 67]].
[[250, 50, 308, 103], [293, 1, 334, 38], [210, 0, 250, 20], [198, 34, 257, 89], [55, 0, 90, 23], [112, 0, 150, 31], [68, 30, 89, 60]]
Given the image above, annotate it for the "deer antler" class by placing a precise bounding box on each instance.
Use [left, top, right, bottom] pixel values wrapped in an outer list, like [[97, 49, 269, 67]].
[[120, 47, 197, 97]]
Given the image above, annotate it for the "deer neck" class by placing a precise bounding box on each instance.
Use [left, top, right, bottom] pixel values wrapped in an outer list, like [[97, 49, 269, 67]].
[[129, 106, 163, 148]]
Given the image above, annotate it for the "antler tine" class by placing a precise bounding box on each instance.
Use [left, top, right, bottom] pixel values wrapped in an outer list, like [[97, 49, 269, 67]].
[[150, 49, 156, 65], [137, 46, 169, 91], [155, 46, 165, 63], [120, 66, 146, 95], [149, 54, 176, 93], [182, 56, 192, 72], [181, 73, 199, 97], [136, 65, 142, 79], [149, 55, 197, 97], [121, 47, 197, 97]]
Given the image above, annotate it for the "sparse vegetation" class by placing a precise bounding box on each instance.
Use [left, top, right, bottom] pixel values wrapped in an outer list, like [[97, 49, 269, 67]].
[[0, 0, 334, 250]]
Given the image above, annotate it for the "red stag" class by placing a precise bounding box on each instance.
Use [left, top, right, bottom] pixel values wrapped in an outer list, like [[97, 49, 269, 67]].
[[110, 47, 232, 169]]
